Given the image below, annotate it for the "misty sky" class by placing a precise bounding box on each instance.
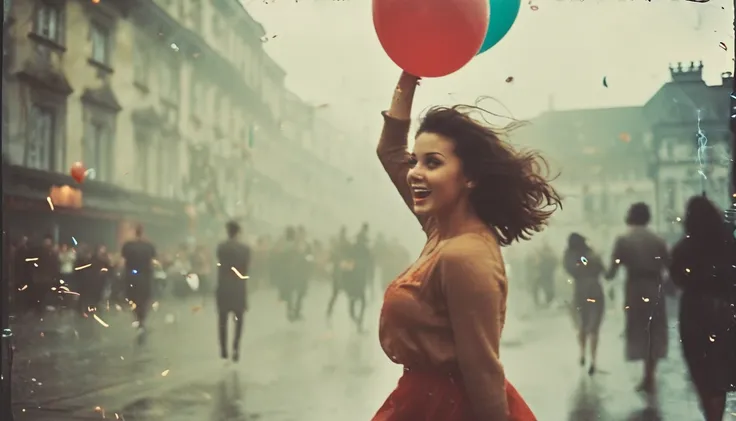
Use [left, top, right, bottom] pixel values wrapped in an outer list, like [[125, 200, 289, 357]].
[[243, 0, 733, 135]]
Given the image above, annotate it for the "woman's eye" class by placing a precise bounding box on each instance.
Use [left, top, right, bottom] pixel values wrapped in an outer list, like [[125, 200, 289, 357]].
[[426, 159, 440, 169]]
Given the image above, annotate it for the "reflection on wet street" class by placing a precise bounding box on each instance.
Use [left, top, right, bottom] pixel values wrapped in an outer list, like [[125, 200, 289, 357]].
[[121, 371, 255, 421], [567, 376, 666, 421], [9, 285, 736, 420]]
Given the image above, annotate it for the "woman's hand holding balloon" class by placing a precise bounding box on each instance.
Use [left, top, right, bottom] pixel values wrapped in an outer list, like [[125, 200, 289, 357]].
[[388, 72, 420, 120]]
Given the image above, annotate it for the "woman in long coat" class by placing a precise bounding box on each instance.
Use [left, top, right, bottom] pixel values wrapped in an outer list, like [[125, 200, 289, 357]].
[[669, 196, 736, 421], [605, 202, 669, 393]]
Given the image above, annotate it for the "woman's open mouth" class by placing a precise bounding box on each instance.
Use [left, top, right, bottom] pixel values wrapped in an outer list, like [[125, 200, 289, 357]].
[[411, 186, 432, 201]]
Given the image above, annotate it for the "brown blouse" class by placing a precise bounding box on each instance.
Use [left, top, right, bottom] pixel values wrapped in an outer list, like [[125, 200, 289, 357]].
[[377, 112, 510, 420]]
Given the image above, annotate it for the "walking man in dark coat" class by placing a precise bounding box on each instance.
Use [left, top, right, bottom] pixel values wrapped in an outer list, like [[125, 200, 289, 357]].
[[215, 220, 251, 362], [121, 224, 157, 342]]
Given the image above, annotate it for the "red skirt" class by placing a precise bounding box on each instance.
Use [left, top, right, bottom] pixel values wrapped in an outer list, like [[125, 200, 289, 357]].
[[372, 368, 537, 421]]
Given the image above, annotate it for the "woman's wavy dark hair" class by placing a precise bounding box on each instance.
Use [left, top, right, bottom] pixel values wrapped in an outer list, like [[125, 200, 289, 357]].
[[683, 196, 724, 241], [416, 104, 562, 246]]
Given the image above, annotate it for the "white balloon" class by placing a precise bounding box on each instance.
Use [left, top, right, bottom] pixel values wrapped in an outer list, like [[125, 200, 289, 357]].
[[185, 273, 200, 291]]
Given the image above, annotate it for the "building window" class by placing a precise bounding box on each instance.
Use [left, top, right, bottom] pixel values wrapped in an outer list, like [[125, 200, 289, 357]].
[[211, 14, 222, 38], [34, 2, 63, 43], [25, 105, 55, 170], [600, 191, 609, 217], [583, 189, 594, 215], [664, 179, 677, 214], [90, 22, 110, 65], [213, 92, 221, 125], [133, 38, 149, 87], [191, 0, 202, 31], [190, 80, 204, 117], [170, 141, 180, 198], [83, 122, 111, 182], [157, 140, 171, 197], [135, 133, 149, 192], [159, 58, 179, 103]]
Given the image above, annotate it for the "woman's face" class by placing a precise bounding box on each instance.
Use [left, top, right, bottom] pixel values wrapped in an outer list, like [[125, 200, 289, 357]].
[[407, 132, 470, 216]]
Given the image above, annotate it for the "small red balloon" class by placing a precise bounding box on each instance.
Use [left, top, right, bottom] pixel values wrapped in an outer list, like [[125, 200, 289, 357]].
[[373, 0, 490, 77], [70, 162, 86, 184]]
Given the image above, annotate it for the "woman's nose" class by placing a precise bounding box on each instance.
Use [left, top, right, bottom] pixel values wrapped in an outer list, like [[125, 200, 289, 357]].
[[407, 165, 424, 181]]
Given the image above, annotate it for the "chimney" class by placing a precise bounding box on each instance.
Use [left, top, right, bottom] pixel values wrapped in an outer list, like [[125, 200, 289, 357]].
[[669, 60, 704, 83], [721, 71, 733, 86]]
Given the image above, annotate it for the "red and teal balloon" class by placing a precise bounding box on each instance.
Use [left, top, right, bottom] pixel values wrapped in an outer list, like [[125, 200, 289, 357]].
[[477, 0, 521, 55], [373, 0, 490, 77]]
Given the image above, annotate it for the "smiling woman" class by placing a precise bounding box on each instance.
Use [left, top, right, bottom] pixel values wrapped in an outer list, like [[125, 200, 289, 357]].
[[372, 71, 561, 421]]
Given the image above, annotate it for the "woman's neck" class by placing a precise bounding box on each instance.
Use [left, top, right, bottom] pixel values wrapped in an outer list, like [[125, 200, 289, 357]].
[[434, 204, 486, 240]]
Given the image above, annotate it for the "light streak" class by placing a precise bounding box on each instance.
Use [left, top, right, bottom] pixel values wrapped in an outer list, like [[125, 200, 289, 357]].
[[92, 314, 109, 328], [695, 109, 709, 193], [230, 267, 249, 280]]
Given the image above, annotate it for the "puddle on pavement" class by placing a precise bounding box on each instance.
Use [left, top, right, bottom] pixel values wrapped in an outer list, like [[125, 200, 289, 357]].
[[119, 372, 261, 421]]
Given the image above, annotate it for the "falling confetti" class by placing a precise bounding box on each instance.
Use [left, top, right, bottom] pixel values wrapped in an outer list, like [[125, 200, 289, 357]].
[[84, 168, 96, 180], [72, 236, 78, 246], [619, 132, 631, 143], [505, 76, 514, 83], [75, 263, 92, 271], [719, 42, 727, 51], [93, 314, 109, 327], [530, 4, 538, 11], [161, 370, 170, 377], [602, 76, 608, 88], [46, 197, 55, 211]]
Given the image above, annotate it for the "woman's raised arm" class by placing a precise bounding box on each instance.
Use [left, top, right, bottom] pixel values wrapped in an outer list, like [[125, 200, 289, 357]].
[[377, 72, 433, 232]]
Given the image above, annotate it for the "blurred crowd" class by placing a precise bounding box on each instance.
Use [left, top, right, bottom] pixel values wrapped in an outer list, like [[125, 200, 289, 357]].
[[5, 223, 412, 320]]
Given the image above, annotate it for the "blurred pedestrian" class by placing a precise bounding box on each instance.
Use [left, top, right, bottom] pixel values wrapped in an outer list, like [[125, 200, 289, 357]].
[[345, 223, 373, 332], [605, 203, 669, 393], [669, 196, 736, 421], [325, 226, 352, 323], [121, 224, 157, 343], [215, 220, 251, 362], [563, 233, 605, 375]]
